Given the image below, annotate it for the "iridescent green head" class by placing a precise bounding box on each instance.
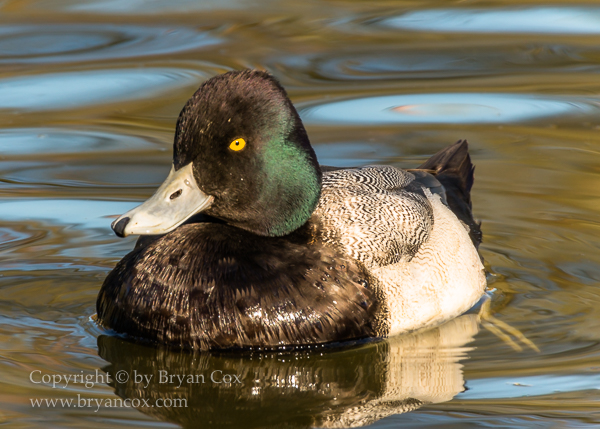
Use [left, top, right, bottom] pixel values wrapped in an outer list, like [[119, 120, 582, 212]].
[[112, 70, 322, 238]]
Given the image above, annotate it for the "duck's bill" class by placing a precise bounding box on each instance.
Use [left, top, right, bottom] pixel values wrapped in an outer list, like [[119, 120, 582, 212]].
[[111, 163, 213, 237]]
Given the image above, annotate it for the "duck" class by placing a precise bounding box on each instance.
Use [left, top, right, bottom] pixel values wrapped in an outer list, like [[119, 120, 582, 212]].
[[96, 69, 486, 351]]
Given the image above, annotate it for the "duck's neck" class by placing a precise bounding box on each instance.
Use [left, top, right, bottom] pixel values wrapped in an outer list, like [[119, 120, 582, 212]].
[[258, 126, 322, 237]]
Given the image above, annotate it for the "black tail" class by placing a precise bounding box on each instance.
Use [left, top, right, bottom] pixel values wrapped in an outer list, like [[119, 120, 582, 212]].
[[418, 140, 482, 249]]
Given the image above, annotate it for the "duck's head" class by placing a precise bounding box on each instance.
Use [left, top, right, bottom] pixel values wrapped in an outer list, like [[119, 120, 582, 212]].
[[112, 70, 322, 238]]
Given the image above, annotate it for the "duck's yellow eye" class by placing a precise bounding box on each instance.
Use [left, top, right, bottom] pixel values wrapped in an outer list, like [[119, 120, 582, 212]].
[[229, 138, 246, 151]]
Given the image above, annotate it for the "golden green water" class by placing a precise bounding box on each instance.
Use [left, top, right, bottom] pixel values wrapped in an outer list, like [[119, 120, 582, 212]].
[[1, 0, 600, 427]]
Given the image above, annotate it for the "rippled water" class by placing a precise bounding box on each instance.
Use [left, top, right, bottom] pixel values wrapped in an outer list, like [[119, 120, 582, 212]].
[[1, 1, 600, 428]]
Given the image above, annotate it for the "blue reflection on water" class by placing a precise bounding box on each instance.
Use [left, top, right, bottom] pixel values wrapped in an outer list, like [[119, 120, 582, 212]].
[[382, 7, 600, 34], [0, 68, 206, 111], [462, 373, 600, 399], [301, 93, 596, 125], [0, 200, 136, 230], [0, 128, 158, 155], [67, 0, 247, 13], [0, 25, 221, 63], [314, 141, 399, 167]]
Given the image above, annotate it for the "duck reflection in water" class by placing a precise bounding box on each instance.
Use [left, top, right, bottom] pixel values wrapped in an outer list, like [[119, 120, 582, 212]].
[[97, 313, 479, 428]]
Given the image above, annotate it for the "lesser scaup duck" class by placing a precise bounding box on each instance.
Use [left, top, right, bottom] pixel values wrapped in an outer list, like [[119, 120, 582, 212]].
[[97, 70, 486, 350]]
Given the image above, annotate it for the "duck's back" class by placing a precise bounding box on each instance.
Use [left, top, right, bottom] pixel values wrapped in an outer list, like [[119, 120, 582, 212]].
[[314, 141, 486, 336]]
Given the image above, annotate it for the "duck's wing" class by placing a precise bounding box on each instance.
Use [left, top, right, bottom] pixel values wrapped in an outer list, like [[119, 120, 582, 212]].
[[316, 164, 434, 267], [315, 140, 480, 268], [97, 222, 379, 351]]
